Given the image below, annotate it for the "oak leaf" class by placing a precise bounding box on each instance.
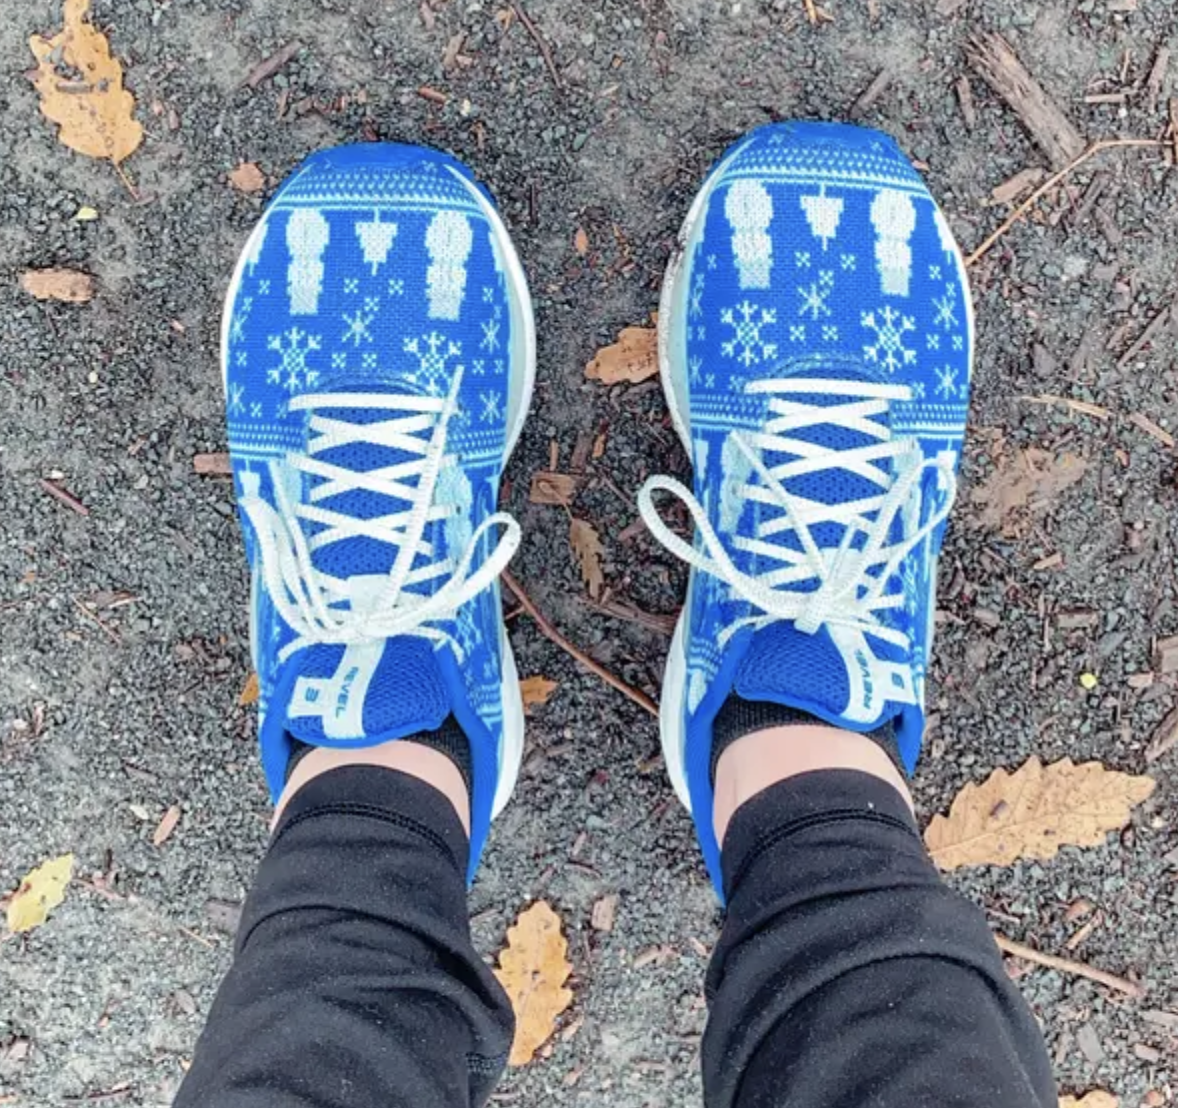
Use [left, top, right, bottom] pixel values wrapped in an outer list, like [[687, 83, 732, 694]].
[[29, 0, 143, 165], [585, 325, 658, 385], [493, 901, 574, 1065], [924, 758, 1155, 870], [569, 518, 605, 599], [228, 162, 266, 193], [20, 268, 94, 303], [520, 676, 557, 713], [6, 854, 74, 934], [1060, 1094, 1118, 1108]]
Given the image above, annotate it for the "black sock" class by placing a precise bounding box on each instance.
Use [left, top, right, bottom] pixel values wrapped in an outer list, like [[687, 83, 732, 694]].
[[710, 694, 903, 785], [285, 715, 473, 794]]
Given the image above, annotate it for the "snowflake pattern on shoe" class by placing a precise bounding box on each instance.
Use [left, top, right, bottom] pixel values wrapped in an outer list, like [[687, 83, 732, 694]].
[[642, 122, 973, 896], [224, 144, 535, 878]]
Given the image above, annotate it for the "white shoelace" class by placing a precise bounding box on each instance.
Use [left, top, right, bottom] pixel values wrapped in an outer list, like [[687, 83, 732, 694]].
[[240, 368, 519, 663], [638, 377, 957, 648]]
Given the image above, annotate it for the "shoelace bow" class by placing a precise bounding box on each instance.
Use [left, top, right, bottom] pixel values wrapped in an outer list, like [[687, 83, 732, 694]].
[[638, 377, 957, 648], [240, 368, 518, 662]]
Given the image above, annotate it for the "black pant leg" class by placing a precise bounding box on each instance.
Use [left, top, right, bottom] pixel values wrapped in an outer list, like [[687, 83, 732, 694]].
[[704, 769, 1056, 1108], [175, 766, 513, 1108]]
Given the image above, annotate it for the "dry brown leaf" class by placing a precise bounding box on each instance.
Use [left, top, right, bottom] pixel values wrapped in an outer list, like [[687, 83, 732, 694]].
[[585, 326, 658, 385], [20, 268, 94, 303], [239, 672, 260, 706], [493, 901, 573, 1066], [520, 676, 558, 713], [1060, 1093, 1118, 1108], [529, 471, 578, 507], [971, 448, 1087, 531], [228, 162, 266, 193], [573, 227, 589, 256], [569, 518, 605, 600], [152, 805, 181, 847], [28, 0, 143, 165], [924, 757, 1155, 870], [6, 854, 74, 934]]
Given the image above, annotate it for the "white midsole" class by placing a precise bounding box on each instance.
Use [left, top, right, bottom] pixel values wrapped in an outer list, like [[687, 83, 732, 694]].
[[219, 154, 537, 821], [655, 137, 977, 816]]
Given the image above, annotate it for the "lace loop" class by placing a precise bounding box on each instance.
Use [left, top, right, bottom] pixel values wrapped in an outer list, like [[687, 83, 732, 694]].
[[239, 369, 518, 663], [638, 376, 956, 649]]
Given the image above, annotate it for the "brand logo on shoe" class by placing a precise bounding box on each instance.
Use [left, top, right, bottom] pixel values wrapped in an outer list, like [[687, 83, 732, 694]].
[[335, 664, 361, 718], [854, 648, 875, 711]]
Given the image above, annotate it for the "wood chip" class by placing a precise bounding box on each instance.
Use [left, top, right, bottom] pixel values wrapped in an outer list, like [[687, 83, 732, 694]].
[[529, 471, 578, 506], [417, 85, 448, 105], [956, 76, 977, 128], [242, 41, 302, 89], [1145, 706, 1178, 764], [1142, 1009, 1178, 1032], [193, 452, 232, 476], [573, 227, 589, 256], [1154, 635, 1178, 674], [966, 33, 1085, 169], [1146, 48, 1170, 113], [1032, 552, 1063, 571], [21, 267, 94, 303], [152, 804, 181, 847], [990, 167, 1046, 205], [228, 162, 265, 193], [590, 894, 618, 932]]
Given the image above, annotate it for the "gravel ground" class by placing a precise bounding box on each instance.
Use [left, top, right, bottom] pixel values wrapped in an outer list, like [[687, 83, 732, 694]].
[[2, 1, 1177, 1105]]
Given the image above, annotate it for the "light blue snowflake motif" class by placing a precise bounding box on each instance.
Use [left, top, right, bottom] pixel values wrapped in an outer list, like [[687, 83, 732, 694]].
[[861, 307, 916, 374], [932, 290, 958, 332], [797, 271, 835, 321], [228, 383, 246, 417], [934, 364, 957, 399], [341, 297, 379, 346], [229, 296, 253, 343], [479, 391, 502, 423], [403, 332, 461, 396], [267, 328, 322, 392], [480, 319, 501, 352], [720, 301, 777, 367]]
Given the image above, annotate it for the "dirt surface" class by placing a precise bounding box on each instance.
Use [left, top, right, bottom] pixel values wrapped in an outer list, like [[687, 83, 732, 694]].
[[2, 0, 1178, 1105]]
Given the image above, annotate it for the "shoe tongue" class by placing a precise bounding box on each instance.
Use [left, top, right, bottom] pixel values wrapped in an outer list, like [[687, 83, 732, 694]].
[[765, 362, 894, 561], [734, 622, 859, 722], [731, 362, 904, 728], [283, 380, 454, 744]]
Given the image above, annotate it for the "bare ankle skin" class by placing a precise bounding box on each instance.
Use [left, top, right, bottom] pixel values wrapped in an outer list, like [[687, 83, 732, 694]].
[[273, 740, 471, 836], [713, 725, 915, 848]]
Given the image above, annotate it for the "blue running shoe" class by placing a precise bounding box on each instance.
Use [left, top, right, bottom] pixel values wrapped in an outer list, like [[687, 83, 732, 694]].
[[222, 144, 535, 876], [638, 122, 974, 894]]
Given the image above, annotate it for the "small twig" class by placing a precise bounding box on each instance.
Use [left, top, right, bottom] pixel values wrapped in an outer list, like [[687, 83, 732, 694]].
[[242, 41, 303, 89], [39, 477, 89, 516], [72, 596, 122, 644], [511, 3, 564, 93], [112, 160, 139, 202], [994, 933, 1146, 998], [1117, 302, 1173, 368], [502, 570, 658, 717], [965, 138, 1163, 267]]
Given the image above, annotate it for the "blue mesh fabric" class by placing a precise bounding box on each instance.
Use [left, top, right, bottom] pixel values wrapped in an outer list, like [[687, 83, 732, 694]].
[[224, 144, 523, 871], [670, 123, 973, 892]]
